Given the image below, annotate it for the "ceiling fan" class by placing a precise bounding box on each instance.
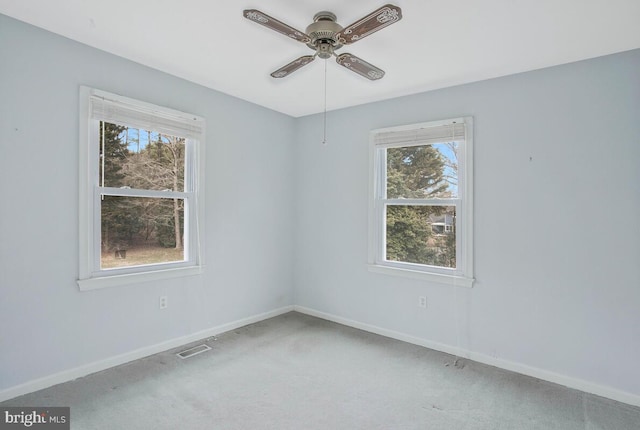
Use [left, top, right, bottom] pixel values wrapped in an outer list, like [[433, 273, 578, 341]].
[[243, 4, 402, 80]]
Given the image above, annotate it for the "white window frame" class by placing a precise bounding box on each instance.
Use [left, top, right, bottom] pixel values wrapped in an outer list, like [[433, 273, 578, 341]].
[[368, 117, 474, 288], [78, 87, 205, 291]]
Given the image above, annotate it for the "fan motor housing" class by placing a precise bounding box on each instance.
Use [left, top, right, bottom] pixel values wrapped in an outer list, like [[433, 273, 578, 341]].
[[306, 11, 343, 57]]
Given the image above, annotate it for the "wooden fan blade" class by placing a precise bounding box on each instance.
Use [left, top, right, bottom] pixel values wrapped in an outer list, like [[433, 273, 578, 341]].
[[338, 4, 402, 45], [243, 9, 311, 44], [336, 53, 385, 80], [271, 55, 316, 78]]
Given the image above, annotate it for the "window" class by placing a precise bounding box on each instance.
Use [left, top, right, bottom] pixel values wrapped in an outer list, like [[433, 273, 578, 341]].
[[368, 117, 473, 287], [78, 87, 205, 290]]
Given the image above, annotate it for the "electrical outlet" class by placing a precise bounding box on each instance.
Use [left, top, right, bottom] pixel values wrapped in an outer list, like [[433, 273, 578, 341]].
[[418, 296, 427, 308], [159, 296, 168, 309]]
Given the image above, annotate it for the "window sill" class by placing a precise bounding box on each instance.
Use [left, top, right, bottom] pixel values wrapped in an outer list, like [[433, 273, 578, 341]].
[[367, 264, 474, 288], [78, 265, 203, 291]]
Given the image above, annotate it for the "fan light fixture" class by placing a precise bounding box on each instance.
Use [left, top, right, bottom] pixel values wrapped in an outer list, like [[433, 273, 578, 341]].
[[243, 4, 402, 80]]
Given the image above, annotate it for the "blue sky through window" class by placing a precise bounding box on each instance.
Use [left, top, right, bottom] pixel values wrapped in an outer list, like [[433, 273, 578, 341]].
[[118, 127, 161, 153], [433, 141, 458, 197]]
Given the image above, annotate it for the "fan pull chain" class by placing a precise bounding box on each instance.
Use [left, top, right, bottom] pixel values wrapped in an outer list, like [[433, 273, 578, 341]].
[[322, 59, 327, 145]]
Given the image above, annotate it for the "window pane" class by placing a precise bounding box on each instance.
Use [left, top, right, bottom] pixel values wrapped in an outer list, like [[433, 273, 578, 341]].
[[386, 205, 456, 268], [101, 195, 185, 269], [386, 143, 458, 199], [99, 121, 185, 191]]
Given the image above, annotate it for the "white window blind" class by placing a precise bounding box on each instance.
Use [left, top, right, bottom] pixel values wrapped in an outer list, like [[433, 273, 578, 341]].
[[89, 92, 204, 140], [373, 122, 466, 147]]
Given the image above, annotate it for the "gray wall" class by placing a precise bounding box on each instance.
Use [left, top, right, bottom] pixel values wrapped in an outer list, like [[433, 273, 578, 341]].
[[0, 15, 295, 390], [2, 13, 639, 401], [294, 49, 640, 397]]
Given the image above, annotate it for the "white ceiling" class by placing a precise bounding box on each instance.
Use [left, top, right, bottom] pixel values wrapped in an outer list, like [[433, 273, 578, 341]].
[[1, 0, 639, 117]]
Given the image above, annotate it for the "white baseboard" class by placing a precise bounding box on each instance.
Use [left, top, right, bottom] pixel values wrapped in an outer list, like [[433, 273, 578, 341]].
[[4, 304, 638, 408], [294, 305, 640, 408], [0, 306, 294, 402]]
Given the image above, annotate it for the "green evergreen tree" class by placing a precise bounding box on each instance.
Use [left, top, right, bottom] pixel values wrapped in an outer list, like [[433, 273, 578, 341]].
[[385, 145, 453, 266], [387, 145, 449, 199], [99, 122, 141, 252], [99, 122, 127, 187], [386, 205, 439, 264]]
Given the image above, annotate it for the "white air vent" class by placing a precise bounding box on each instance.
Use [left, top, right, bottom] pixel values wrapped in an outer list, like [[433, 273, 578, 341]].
[[176, 344, 212, 359]]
